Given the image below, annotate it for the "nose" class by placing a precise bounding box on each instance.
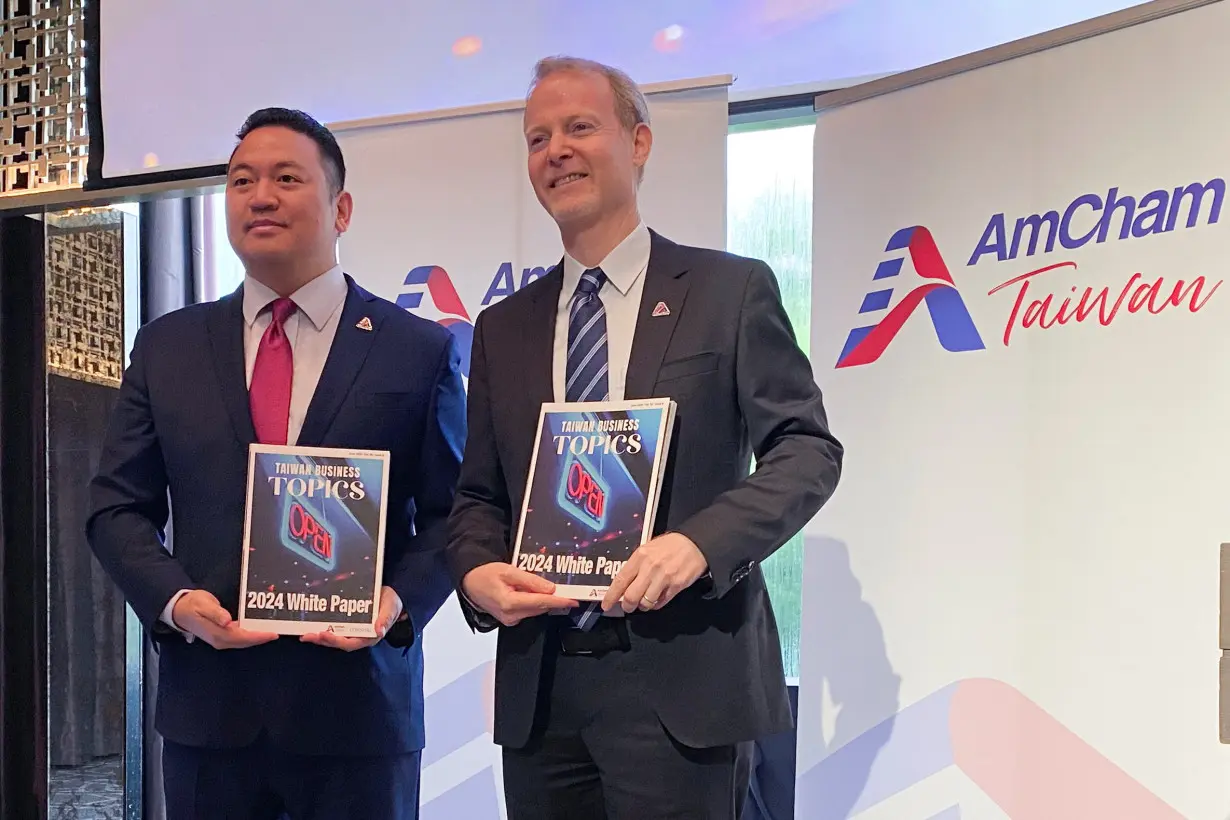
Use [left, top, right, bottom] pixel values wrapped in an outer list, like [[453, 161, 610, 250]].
[[546, 132, 573, 165], [249, 177, 278, 210]]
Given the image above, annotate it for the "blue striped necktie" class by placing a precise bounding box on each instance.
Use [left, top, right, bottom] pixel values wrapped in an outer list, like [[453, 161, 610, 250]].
[[567, 267, 608, 630], [566, 267, 610, 404]]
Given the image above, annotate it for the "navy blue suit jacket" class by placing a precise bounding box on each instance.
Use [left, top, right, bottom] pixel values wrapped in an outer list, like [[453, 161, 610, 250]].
[[86, 275, 466, 756]]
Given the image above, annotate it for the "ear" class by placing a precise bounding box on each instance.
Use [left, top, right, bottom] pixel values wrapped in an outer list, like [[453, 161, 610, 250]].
[[334, 190, 354, 235], [631, 122, 652, 171]]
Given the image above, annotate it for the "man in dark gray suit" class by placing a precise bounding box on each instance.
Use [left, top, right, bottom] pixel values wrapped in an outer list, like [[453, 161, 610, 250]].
[[445, 55, 843, 819]]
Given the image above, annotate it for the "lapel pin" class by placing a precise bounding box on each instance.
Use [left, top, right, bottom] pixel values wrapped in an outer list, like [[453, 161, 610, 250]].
[[652, 301, 670, 317], [356, 317, 373, 331]]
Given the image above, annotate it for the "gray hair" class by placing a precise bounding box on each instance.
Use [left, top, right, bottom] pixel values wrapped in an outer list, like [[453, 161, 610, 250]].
[[529, 56, 651, 133]]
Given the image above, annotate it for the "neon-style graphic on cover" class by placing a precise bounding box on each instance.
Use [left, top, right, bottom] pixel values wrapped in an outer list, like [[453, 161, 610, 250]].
[[514, 399, 675, 600], [239, 445, 390, 637]]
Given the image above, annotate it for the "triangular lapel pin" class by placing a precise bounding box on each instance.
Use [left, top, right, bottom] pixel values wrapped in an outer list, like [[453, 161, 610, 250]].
[[652, 301, 670, 317], [356, 316, 373, 331]]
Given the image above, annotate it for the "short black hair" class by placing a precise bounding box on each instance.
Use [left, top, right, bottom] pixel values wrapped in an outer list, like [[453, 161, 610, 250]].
[[232, 107, 346, 195]]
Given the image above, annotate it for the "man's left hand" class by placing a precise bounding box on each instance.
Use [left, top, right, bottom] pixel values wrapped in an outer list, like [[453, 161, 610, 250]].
[[602, 533, 708, 613], [300, 586, 404, 651]]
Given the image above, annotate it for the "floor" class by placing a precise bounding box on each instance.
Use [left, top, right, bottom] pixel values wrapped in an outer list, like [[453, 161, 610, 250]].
[[49, 756, 124, 820]]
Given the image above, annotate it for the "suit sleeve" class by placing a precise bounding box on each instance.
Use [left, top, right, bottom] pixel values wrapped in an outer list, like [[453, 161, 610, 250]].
[[444, 310, 508, 632], [673, 261, 844, 599], [86, 326, 196, 634], [385, 333, 468, 646]]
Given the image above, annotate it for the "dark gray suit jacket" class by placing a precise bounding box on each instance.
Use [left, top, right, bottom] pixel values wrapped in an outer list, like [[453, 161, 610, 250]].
[[446, 230, 842, 749]]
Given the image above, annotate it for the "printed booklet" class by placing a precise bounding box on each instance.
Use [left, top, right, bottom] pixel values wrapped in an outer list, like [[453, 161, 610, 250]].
[[512, 398, 676, 600], [238, 444, 390, 637]]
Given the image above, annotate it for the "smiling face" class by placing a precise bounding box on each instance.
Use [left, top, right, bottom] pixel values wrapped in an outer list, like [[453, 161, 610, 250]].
[[225, 125, 351, 281], [523, 68, 651, 233]]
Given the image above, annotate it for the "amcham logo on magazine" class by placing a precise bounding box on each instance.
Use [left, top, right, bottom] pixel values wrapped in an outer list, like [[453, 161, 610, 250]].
[[836, 176, 1224, 368]]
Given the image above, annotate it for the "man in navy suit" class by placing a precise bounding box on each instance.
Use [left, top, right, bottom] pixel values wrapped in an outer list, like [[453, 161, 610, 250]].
[[87, 108, 465, 819]]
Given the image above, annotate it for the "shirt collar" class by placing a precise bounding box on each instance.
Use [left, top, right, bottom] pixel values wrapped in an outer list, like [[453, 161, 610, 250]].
[[562, 221, 650, 298], [242, 264, 347, 331]]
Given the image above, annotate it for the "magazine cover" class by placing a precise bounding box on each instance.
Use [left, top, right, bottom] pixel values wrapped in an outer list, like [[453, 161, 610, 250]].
[[238, 444, 390, 637], [512, 398, 676, 600]]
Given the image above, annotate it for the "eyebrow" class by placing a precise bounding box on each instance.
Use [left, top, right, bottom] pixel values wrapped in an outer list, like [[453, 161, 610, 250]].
[[227, 160, 308, 176]]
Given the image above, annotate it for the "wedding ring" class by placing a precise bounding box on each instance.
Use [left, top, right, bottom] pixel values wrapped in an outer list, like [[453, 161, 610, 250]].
[[641, 596, 658, 608]]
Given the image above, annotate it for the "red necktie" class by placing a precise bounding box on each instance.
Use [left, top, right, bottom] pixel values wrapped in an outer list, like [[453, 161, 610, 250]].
[[250, 297, 297, 445]]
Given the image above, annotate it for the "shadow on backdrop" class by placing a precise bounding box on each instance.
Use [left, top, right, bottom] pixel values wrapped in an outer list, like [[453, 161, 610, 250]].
[[413, 538, 900, 820], [787, 535, 901, 819]]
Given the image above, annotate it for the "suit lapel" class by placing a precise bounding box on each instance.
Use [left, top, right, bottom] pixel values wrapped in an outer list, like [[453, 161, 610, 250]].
[[296, 277, 380, 447], [625, 232, 692, 399], [207, 288, 256, 445], [519, 263, 562, 412]]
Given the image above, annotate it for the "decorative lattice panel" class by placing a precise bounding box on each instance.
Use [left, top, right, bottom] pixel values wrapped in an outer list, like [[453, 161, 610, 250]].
[[0, 0, 87, 196], [46, 214, 124, 387]]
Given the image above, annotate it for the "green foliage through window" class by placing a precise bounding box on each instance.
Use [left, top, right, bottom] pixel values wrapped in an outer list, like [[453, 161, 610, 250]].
[[726, 119, 815, 679]]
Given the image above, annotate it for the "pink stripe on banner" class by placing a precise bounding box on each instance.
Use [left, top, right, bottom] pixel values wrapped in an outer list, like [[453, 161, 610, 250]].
[[796, 676, 1185, 818], [426, 267, 471, 320], [835, 282, 945, 367], [906, 226, 957, 285], [950, 679, 1186, 819]]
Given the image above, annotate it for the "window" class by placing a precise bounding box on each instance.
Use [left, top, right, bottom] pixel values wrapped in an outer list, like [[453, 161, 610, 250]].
[[726, 115, 816, 679], [202, 190, 246, 301]]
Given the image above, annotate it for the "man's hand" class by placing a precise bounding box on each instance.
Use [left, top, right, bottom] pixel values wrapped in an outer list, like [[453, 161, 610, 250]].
[[172, 590, 280, 649], [602, 533, 708, 613], [300, 586, 403, 652], [461, 562, 578, 627]]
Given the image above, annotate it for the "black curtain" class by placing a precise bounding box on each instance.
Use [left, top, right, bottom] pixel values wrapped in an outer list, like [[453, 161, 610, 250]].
[[46, 369, 127, 770], [137, 195, 205, 820], [0, 213, 49, 820]]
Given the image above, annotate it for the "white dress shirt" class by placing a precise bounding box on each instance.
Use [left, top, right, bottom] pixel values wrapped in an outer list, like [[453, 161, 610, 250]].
[[161, 265, 348, 635], [552, 222, 651, 403], [240, 265, 348, 445]]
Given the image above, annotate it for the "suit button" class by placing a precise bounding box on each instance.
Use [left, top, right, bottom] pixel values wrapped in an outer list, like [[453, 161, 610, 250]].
[[731, 562, 751, 584]]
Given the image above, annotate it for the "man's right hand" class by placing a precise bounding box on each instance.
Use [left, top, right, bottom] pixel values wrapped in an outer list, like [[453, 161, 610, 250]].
[[171, 590, 280, 649], [461, 563, 578, 627]]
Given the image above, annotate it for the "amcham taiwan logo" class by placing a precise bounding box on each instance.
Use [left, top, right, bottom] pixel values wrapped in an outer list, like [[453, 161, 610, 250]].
[[396, 262, 549, 378], [836, 226, 984, 368], [396, 265, 475, 376], [836, 177, 1224, 368]]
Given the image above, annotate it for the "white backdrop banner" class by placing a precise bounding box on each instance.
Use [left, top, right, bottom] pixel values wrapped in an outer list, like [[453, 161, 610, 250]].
[[801, 2, 1229, 818], [333, 79, 729, 818]]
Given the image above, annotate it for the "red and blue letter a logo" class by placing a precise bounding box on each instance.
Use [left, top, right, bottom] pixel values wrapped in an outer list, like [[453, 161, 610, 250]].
[[835, 226, 985, 368], [396, 265, 476, 378]]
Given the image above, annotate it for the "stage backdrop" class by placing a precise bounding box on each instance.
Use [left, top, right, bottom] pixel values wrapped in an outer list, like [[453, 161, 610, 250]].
[[334, 77, 730, 818], [799, 0, 1230, 817]]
